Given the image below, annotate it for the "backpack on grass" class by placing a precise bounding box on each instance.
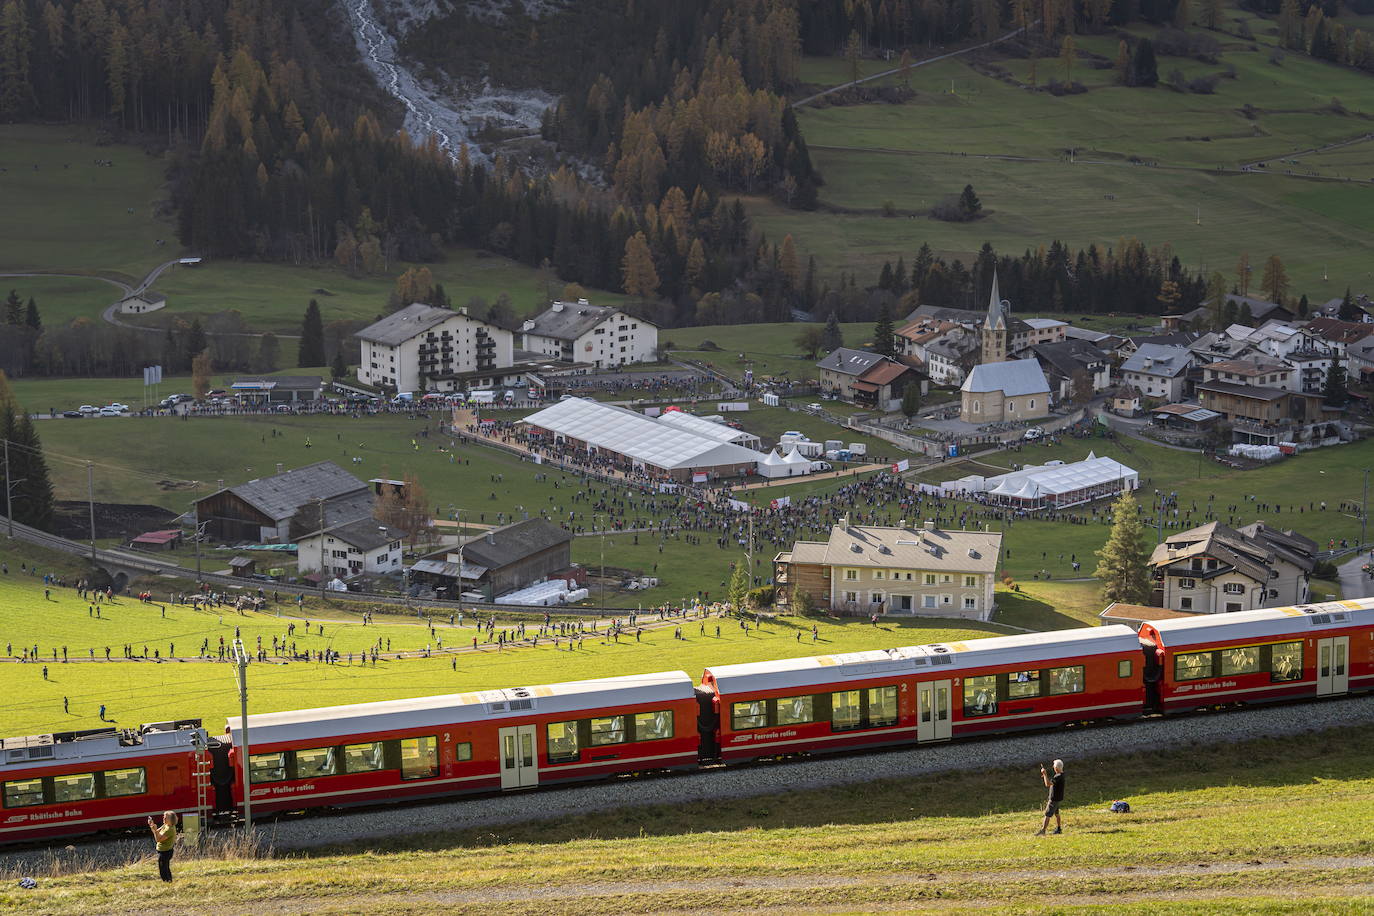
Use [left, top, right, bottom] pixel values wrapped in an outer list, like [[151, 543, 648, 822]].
[[1109, 800, 1131, 814]]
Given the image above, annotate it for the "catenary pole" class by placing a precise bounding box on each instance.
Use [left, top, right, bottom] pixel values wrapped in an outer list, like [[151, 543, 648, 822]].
[[232, 639, 253, 830]]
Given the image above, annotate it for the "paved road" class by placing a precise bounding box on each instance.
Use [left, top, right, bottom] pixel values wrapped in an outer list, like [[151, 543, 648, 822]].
[[792, 25, 1031, 108], [1337, 553, 1374, 599]]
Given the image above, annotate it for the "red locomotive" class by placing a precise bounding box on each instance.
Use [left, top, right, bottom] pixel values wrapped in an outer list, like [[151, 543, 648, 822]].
[[2, 597, 1371, 846]]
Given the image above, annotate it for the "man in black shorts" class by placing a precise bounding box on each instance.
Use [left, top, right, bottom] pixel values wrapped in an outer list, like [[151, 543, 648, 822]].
[[1035, 758, 1065, 835]]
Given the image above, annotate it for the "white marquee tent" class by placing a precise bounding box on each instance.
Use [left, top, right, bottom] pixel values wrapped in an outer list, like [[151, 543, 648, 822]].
[[939, 452, 1138, 509]]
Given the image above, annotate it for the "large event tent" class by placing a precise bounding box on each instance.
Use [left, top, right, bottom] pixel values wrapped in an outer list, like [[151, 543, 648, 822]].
[[655, 410, 762, 449], [521, 397, 766, 481], [939, 452, 1138, 509]]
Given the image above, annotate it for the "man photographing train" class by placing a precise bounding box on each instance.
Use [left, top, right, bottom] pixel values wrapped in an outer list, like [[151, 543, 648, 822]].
[[1035, 759, 1065, 835]]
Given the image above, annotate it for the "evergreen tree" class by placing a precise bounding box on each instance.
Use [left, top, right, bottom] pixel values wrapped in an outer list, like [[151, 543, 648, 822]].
[[3, 289, 20, 325], [331, 350, 348, 380], [821, 312, 843, 352], [728, 555, 751, 612], [1323, 356, 1348, 407], [1238, 302, 1254, 326], [1129, 38, 1158, 87], [298, 300, 326, 367], [1298, 294, 1310, 318], [958, 184, 982, 218], [901, 382, 922, 418], [23, 297, 39, 330], [183, 320, 207, 366], [255, 333, 279, 373], [1093, 489, 1152, 606], [873, 303, 897, 359], [1339, 287, 1359, 321], [0, 371, 54, 530]]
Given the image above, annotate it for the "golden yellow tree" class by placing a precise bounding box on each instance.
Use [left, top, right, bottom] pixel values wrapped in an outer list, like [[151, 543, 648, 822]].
[[621, 232, 661, 302]]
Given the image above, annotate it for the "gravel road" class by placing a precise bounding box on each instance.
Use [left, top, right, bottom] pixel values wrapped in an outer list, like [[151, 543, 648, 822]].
[[11, 694, 1370, 875]]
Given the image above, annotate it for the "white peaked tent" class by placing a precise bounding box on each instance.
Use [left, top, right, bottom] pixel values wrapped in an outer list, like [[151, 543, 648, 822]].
[[782, 448, 814, 474], [939, 452, 1138, 509], [757, 450, 793, 479]]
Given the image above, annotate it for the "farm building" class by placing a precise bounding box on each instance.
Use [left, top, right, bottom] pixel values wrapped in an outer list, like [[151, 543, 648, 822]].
[[192, 461, 373, 544], [409, 518, 574, 600], [130, 529, 182, 551], [521, 397, 766, 482], [938, 453, 1138, 510]]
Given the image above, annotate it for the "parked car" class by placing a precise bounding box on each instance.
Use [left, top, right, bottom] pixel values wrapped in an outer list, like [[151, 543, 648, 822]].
[[78, 405, 98, 415], [98, 407, 122, 417], [61, 410, 82, 419], [107, 403, 129, 412], [805, 403, 823, 413], [1024, 427, 1044, 441]]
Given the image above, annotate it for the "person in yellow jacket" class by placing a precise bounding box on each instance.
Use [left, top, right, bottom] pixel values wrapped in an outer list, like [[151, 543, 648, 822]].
[[147, 810, 178, 882]]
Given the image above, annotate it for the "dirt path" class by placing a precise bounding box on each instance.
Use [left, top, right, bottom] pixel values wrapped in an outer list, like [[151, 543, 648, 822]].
[[65, 856, 1374, 915]]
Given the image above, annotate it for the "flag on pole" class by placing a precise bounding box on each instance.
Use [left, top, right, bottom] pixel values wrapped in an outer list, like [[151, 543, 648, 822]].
[[892, 458, 910, 473]]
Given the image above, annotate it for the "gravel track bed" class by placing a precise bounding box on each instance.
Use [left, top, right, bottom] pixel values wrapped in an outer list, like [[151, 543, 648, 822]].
[[9, 696, 1371, 873]]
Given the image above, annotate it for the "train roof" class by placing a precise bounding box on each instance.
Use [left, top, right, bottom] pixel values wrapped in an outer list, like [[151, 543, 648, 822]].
[[227, 671, 696, 747], [1144, 597, 1374, 647], [0, 721, 206, 769], [703, 626, 1140, 695]]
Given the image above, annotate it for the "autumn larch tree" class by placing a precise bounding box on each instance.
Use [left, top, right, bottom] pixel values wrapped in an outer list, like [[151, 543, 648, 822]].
[[1260, 255, 1289, 304], [191, 349, 213, 401], [621, 232, 660, 303]]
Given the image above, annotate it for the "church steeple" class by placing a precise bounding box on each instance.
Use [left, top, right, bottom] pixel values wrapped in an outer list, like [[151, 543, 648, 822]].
[[984, 271, 1005, 330], [980, 270, 1008, 364]]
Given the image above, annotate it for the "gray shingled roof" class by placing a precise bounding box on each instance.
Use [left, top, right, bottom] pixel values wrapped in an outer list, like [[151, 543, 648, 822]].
[[356, 303, 458, 346], [817, 347, 885, 376], [318, 517, 404, 552], [458, 518, 573, 569], [525, 302, 653, 341], [1121, 343, 1192, 377], [960, 359, 1050, 395], [219, 461, 369, 523]]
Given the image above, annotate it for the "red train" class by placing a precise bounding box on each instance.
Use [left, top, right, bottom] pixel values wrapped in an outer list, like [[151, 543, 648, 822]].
[[3, 597, 1372, 845]]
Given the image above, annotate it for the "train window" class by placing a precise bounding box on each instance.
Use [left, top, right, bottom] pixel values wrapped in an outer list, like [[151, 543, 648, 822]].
[[52, 773, 96, 803], [634, 710, 674, 741], [589, 716, 626, 746], [963, 675, 998, 717], [1008, 670, 1042, 699], [832, 690, 862, 731], [343, 742, 385, 774], [776, 695, 814, 726], [103, 767, 146, 798], [868, 686, 898, 727], [547, 721, 579, 763], [1118, 660, 1133, 679], [400, 737, 439, 780], [1269, 642, 1303, 682], [3, 778, 44, 808], [1221, 646, 1261, 676], [294, 747, 338, 778], [249, 752, 287, 784], [732, 701, 767, 731], [455, 742, 473, 762], [1049, 666, 1085, 695], [1174, 652, 1212, 681]]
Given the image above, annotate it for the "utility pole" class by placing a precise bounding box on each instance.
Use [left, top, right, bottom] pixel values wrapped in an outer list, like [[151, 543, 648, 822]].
[[231, 639, 253, 830], [455, 508, 463, 621], [317, 497, 326, 597], [599, 515, 606, 608], [1357, 469, 1368, 549], [3, 439, 24, 539], [87, 462, 96, 565]]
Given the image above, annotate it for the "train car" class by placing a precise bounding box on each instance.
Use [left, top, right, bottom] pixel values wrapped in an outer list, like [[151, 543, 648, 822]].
[[0, 721, 209, 844], [1140, 599, 1374, 713], [225, 671, 699, 815], [701, 626, 1144, 762]]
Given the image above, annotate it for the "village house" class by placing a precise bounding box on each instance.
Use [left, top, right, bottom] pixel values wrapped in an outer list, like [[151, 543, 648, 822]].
[[519, 300, 658, 369], [1148, 521, 1317, 613], [816, 347, 920, 410], [1119, 343, 1193, 403], [297, 518, 406, 581], [774, 519, 1002, 620]]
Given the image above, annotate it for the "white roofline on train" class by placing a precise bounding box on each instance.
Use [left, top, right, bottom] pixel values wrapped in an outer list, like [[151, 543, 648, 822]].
[[1144, 597, 1374, 646], [226, 671, 695, 747], [703, 626, 1141, 695]]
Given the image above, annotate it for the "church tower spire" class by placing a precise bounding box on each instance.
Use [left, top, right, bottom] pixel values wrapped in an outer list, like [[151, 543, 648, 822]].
[[980, 271, 1008, 364]]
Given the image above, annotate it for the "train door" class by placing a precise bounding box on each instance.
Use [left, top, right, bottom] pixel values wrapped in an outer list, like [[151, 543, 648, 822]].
[[498, 725, 538, 789], [916, 680, 952, 743], [1316, 636, 1350, 696]]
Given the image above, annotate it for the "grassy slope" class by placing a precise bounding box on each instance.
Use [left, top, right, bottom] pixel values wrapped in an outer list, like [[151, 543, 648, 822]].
[[7, 724, 1373, 913], [0, 125, 625, 336], [0, 548, 1000, 736], [0, 125, 179, 279], [758, 14, 1374, 295]]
